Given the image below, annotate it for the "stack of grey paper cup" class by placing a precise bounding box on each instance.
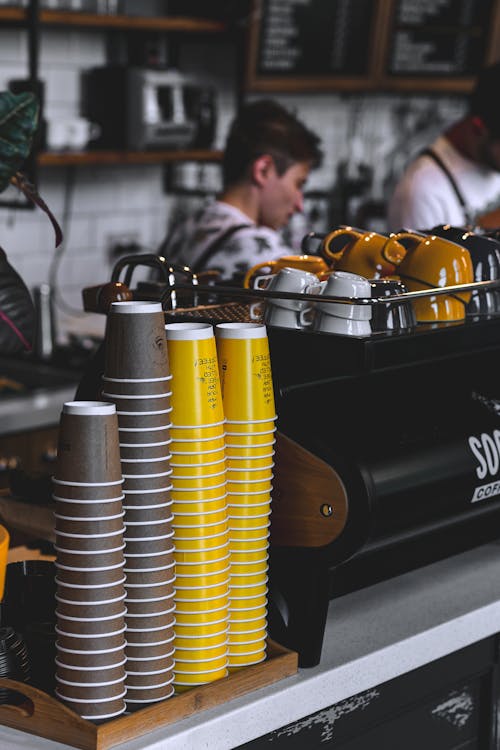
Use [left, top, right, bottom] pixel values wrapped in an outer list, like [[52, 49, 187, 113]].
[[102, 301, 175, 710], [53, 401, 127, 723]]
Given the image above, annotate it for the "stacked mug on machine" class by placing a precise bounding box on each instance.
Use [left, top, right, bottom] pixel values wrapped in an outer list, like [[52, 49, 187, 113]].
[[215, 323, 276, 670], [165, 322, 230, 692], [102, 301, 176, 710], [52, 401, 127, 722]]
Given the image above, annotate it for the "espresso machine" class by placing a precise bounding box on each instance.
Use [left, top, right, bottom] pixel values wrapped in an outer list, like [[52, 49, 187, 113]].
[[266, 318, 500, 666]]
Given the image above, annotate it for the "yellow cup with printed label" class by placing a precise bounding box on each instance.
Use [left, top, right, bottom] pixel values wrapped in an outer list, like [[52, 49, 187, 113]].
[[215, 324, 276, 423], [165, 323, 224, 427]]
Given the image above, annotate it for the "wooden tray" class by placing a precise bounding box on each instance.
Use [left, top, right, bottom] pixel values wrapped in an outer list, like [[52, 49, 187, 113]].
[[0, 640, 297, 750]]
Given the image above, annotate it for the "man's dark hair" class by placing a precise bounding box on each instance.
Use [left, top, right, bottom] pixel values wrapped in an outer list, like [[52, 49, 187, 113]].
[[222, 99, 322, 186], [469, 62, 500, 138]]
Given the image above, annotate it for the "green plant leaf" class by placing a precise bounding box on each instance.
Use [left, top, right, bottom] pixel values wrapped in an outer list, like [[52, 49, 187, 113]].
[[0, 91, 38, 193]]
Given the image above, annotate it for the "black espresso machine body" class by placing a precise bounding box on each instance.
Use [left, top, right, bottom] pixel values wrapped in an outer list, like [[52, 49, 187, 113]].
[[266, 318, 500, 666]]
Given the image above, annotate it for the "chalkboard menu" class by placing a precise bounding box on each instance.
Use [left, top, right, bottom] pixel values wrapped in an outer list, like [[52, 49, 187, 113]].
[[246, 0, 381, 91], [387, 0, 495, 77], [246, 0, 500, 92]]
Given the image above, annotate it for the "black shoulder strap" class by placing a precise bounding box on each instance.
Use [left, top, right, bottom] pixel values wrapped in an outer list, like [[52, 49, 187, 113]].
[[191, 223, 252, 273], [420, 147, 474, 225]]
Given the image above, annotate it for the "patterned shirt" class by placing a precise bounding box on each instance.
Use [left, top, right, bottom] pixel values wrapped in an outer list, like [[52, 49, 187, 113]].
[[162, 201, 292, 280]]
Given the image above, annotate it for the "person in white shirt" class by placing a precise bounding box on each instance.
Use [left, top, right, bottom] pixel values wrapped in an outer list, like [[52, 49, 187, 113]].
[[387, 62, 500, 232], [160, 99, 322, 281]]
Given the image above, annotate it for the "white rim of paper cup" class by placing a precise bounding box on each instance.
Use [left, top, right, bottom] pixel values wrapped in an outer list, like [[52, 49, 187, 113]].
[[225, 429, 277, 438], [124, 561, 176, 573], [125, 515, 174, 526], [228, 646, 265, 657], [53, 479, 123, 488], [173, 553, 229, 567], [126, 592, 175, 604], [172, 638, 228, 651], [126, 647, 175, 661], [57, 675, 125, 688], [122, 470, 173, 479], [126, 621, 177, 633], [54, 543, 125, 555], [215, 323, 267, 339], [53, 494, 125, 504], [55, 561, 125, 572], [119, 423, 172, 433], [227, 463, 274, 474], [230, 559, 269, 568], [124, 676, 175, 689], [171, 481, 226, 493], [126, 604, 176, 618], [126, 634, 175, 646], [172, 518, 228, 531], [81, 708, 127, 720], [124, 530, 175, 542], [123, 503, 173, 511], [55, 528, 125, 540], [126, 690, 174, 705], [121, 455, 172, 464], [56, 608, 127, 623], [172, 615, 227, 628], [55, 624, 127, 638], [117, 408, 173, 417], [174, 662, 228, 676], [56, 688, 127, 704], [56, 656, 127, 671], [225, 449, 275, 457], [171, 421, 225, 430], [120, 440, 172, 448], [55, 592, 126, 606], [56, 642, 125, 655], [125, 575, 175, 588], [54, 511, 125, 522], [123, 485, 173, 495], [171, 501, 227, 514], [170, 450, 225, 460], [170, 434, 226, 444], [175, 563, 230, 578], [172, 629, 227, 640], [125, 664, 175, 676], [111, 301, 162, 314], [227, 475, 273, 485], [170, 457, 225, 468], [225, 417, 277, 425], [103, 391, 172, 400], [55, 575, 127, 590], [164, 322, 214, 340], [171, 469, 226, 481], [104, 375, 172, 383], [62, 401, 116, 416]]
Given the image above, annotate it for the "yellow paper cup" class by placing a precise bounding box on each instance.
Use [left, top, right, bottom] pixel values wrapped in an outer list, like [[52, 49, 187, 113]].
[[170, 460, 226, 478], [225, 419, 277, 435], [225, 430, 276, 446], [229, 616, 267, 634], [229, 592, 267, 609], [172, 498, 227, 516], [227, 503, 271, 518], [226, 478, 273, 494], [226, 456, 274, 470], [171, 436, 226, 453], [228, 650, 266, 667], [175, 544, 230, 565], [216, 324, 276, 422], [174, 557, 230, 577], [175, 580, 229, 600], [174, 531, 229, 553], [175, 655, 228, 673], [230, 569, 269, 587], [174, 666, 228, 685], [225, 444, 275, 458], [175, 631, 228, 649], [173, 520, 228, 539], [230, 583, 268, 600], [226, 466, 274, 482], [174, 620, 228, 638], [229, 605, 267, 622], [170, 425, 225, 441], [228, 522, 270, 539], [230, 549, 268, 565], [173, 507, 228, 527], [229, 538, 269, 554], [170, 449, 226, 465], [171, 484, 226, 502], [171, 472, 226, 490], [175, 609, 228, 626], [175, 595, 229, 615], [228, 627, 267, 645], [230, 555, 269, 572], [174, 643, 228, 662]]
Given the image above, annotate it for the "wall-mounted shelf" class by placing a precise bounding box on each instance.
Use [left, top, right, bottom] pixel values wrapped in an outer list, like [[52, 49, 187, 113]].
[[37, 149, 223, 167], [0, 8, 227, 33]]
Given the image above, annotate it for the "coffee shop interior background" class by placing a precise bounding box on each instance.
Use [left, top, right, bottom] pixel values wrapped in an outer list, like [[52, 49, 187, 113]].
[[0, 5, 467, 340]]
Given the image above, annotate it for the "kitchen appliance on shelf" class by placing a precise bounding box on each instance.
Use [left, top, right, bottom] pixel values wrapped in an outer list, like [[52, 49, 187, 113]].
[[81, 66, 216, 150]]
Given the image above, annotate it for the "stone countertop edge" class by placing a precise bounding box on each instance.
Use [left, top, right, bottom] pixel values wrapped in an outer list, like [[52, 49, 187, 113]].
[[1, 542, 500, 749]]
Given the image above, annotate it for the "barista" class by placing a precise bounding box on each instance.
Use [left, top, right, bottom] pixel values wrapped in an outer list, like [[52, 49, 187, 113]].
[[159, 99, 322, 281], [388, 62, 500, 232]]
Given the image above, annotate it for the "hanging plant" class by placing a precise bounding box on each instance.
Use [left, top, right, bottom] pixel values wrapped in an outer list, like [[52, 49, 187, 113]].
[[0, 90, 62, 247]]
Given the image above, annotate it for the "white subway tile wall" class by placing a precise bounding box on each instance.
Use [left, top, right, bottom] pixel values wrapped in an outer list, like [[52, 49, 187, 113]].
[[0, 27, 467, 338]]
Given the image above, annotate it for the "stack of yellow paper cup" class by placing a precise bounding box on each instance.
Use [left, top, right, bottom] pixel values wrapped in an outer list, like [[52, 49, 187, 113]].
[[102, 301, 175, 710], [215, 323, 276, 669], [165, 322, 230, 691]]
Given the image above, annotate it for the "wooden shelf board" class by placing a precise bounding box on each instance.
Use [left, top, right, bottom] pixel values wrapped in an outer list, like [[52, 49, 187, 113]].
[[37, 149, 223, 167], [0, 8, 226, 32]]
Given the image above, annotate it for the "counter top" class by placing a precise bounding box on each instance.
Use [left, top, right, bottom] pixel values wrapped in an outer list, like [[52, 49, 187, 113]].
[[0, 385, 78, 436], [2, 542, 500, 749]]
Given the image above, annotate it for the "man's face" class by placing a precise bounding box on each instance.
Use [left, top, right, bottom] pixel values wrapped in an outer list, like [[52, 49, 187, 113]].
[[258, 160, 311, 230]]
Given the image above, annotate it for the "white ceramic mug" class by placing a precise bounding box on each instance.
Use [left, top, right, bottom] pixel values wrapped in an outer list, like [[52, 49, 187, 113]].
[[316, 270, 372, 321], [257, 267, 322, 311], [47, 117, 101, 151]]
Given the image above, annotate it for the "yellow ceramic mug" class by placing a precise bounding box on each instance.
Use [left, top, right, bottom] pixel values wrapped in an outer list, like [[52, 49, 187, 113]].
[[382, 231, 473, 322], [321, 228, 405, 279], [243, 255, 330, 289]]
